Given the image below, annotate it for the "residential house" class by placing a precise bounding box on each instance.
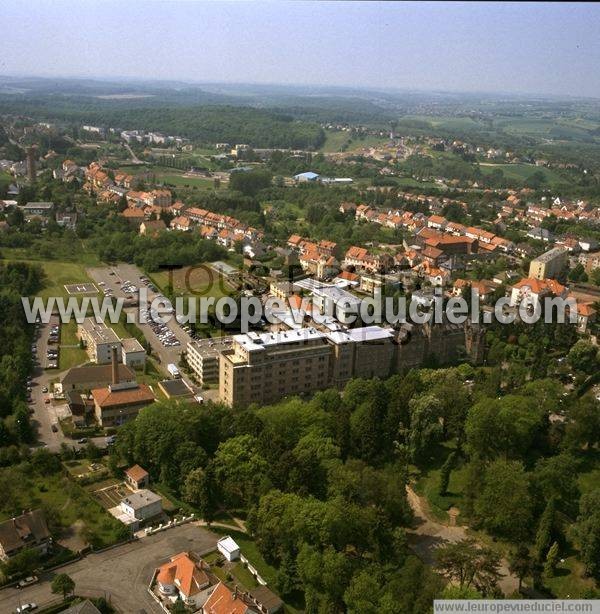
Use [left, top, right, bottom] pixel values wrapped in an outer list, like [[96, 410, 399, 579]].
[[156, 552, 213, 610], [125, 464, 149, 490], [170, 215, 192, 232], [0, 510, 51, 561], [202, 582, 257, 614], [140, 219, 167, 236], [509, 277, 568, 308], [120, 489, 162, 521]]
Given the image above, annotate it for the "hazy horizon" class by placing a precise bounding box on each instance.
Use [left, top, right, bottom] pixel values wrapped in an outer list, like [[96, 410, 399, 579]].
[[1, 1, 600, 99]]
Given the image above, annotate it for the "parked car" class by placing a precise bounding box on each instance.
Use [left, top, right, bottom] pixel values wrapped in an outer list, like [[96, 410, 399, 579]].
[[17, 576, 38, 589], [77, 438, 88, 444], [51, 424, 58, 433], [16, 603, 37, 613], [41, 386, 48, 393]]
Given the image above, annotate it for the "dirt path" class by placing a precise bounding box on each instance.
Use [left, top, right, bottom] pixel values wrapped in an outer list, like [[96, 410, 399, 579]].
[[406, 485, 519, 595]]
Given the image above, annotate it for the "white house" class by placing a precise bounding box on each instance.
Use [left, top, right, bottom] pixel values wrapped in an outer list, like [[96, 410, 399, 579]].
[[217, 535, 240, 562], [120, 489, 162, 521]]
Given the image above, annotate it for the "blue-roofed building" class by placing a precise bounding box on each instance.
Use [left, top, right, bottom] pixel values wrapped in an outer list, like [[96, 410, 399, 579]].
[[294, 171, 320, 182]]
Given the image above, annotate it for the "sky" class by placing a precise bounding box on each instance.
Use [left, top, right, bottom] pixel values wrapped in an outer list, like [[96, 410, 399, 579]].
[[1, 1, 600, 98]]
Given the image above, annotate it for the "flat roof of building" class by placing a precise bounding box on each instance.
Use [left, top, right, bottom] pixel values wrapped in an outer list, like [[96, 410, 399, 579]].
[[532, 247, 568, 262], [121, 337, 145, 353], [326, 325, 394, 345], [158, 379, 193, 398], [121, 489, 161, 510], [234, 327, 326, 351], [210, 261, 237, 276], [23, 201, 54, 210], [188, 336, 234, 358], [79, 318, 121, 345], [312, 284, 362, 307]]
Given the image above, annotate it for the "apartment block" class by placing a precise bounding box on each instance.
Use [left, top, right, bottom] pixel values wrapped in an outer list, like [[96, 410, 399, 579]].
[[214, 321, 483, 408], [528, 247, 568, 280], [219, 328, 332, 407]]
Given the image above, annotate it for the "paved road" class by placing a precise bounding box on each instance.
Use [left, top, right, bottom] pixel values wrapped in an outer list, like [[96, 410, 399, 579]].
[[29, 319, 65, 450], [87, 263, 197, 392], [0, 523, 218, 614]]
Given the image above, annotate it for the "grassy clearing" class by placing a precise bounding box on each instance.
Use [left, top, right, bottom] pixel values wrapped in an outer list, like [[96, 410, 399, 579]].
[[320, 130, 352, 153], [149, 264, 233, 299], [478, 162, 566, 186], [156, 173, 218, 189], [411, 442, 468, 523], [543, 542, 596, 598]]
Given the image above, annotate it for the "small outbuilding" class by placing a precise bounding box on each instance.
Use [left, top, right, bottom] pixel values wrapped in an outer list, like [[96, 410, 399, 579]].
[[217, 535, 240, 562], [125, 464, 150, 490]]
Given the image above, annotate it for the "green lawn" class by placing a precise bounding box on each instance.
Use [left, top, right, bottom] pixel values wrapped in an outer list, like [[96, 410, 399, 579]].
[[543, 544, 597, 598], [478, 162, 567, 186], [412, 442, 468, 523], [320, 130, 352, 153], [156, 173, 219, 189], [58, 320, 89, 371], [320, 130, 389, 153], [149, 264, 233, 300]]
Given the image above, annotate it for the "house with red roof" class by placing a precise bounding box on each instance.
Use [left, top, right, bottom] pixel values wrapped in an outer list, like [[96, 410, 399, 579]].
[[202, 582, 257, 614], [509, 277, 568, 308], [156, 552, 213, 610]]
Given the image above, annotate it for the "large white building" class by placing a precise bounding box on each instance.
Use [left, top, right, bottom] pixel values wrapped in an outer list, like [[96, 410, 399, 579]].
[[77, 318, 122, 364]]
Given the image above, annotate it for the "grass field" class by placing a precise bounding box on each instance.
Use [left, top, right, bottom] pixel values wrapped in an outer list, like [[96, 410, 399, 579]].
[[118, 164, 221, 189], [320, 130, 352, 153], [150, 264, 233, 299], [478, 162, 567, 186], [156, 173, 218, 189], [320, 130, 389, 153]]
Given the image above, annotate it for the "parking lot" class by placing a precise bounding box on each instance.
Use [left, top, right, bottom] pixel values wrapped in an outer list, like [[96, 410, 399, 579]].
[[0, 523, 219, 614], [87, 264, 195, 385]]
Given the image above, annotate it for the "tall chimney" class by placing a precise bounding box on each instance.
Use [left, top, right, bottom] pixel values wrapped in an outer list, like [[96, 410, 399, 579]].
[[111, 345, 119, 385]]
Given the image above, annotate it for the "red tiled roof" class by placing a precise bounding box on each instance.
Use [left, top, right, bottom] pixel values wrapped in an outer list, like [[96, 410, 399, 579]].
[[156, 552, 210, 598], [91, 384, 155, 408], [203, 582, 249, 614], [125, 464, 148, 483]]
